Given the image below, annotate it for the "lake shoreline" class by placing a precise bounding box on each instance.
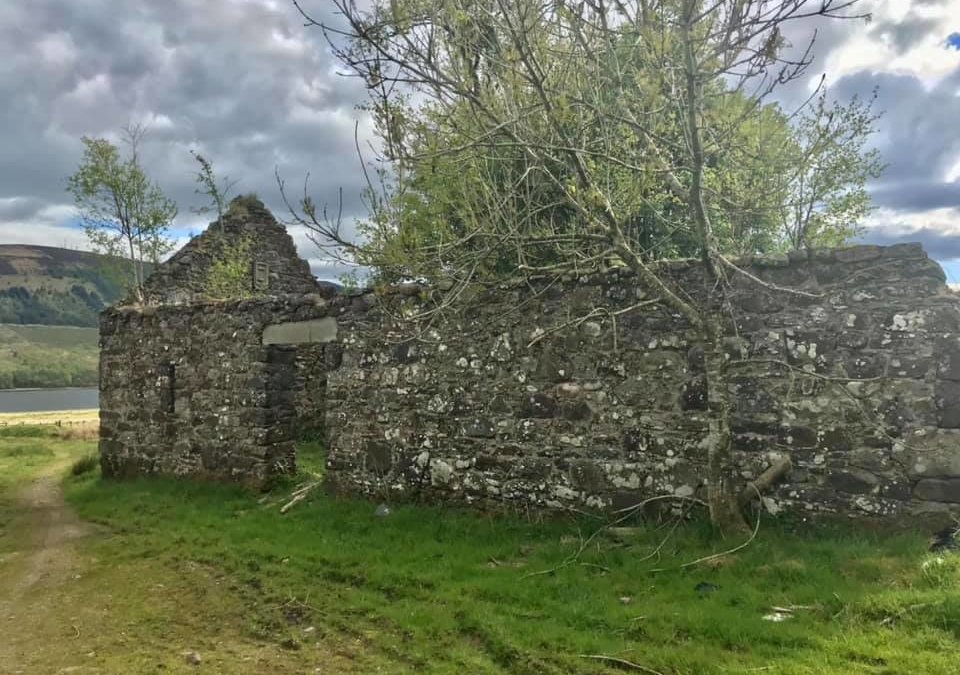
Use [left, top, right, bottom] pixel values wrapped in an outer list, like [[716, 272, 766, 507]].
[[0, 387, 100, 414], [0, 386, 99, 393]]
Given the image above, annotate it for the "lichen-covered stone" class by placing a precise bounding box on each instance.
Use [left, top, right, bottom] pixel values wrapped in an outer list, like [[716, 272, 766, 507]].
[[101, 237, 960, 522], [914, 479, 960, 503], [141, 197, 319, 305]]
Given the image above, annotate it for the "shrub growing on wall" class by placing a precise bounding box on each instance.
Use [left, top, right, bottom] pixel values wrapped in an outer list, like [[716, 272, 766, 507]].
[[205, 233, 255, 300]]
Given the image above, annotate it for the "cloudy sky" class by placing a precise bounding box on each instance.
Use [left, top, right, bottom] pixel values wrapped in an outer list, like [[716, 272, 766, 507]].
[[1, 0, 959, 281]]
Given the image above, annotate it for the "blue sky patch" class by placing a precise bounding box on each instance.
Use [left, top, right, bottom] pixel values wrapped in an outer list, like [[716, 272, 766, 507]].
[[939, 260, 960, 284], [947, 33, 960, 50]]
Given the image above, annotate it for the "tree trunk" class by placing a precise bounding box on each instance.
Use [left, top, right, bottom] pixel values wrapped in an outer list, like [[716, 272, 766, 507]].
[[702, 313, 751, 534], [127, 235, 143, 303]]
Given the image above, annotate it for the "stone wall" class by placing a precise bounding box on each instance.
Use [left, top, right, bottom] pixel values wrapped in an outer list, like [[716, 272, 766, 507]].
[[324, 244, 960, 521], [100, 242, 960, 522], [98, 294, 342, 486], [141, 197, 319, 305]]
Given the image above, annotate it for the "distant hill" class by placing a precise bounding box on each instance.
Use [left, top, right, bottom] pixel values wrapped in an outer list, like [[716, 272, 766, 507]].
[[0, 244, 130, 327], [0, 243, 339, 390], [0, 324, 98, 389]]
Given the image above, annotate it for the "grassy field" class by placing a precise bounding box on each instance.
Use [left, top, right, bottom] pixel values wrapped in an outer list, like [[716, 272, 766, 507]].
[[2, 426, 960, 673], [0, 323, 99, 388], [0, 408, 99, 426]]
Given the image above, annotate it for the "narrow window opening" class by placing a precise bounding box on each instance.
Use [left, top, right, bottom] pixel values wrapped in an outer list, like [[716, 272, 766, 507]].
[[167, 363, 176, 413]]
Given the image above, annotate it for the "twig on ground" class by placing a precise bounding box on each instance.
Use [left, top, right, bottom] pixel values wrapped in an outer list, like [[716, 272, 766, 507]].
[[280, 481, 320, 513], [651, 486, 762, 572], [524, 494, 708, 579], [635, 497, 700, 563], [577, 654, 666, 674], [611, 494, 709, 514]]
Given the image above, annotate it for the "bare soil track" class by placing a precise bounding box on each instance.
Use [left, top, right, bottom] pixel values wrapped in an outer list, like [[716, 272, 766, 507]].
[[0, 455, 355, 674], [0, 460, 95, 674]]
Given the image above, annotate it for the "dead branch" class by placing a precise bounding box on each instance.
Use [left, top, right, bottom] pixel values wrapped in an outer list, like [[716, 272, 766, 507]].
[[280, 481, 320, 513], [577, 654, 666, 674], [739, 456, 792, 508], [651, 486, 762, 573], [719, 255, 821, 299], [526, 299, 661, 348]]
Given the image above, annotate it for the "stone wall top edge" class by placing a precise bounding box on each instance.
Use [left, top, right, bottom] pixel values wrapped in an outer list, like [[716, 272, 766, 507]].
[[101, 291, 342, 318], [104, 242, 935, 318], [365, 242, 933, 295]]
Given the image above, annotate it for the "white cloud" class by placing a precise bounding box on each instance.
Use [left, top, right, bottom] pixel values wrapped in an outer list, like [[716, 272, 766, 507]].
[[2, 0, 960, 270], [0, 223, 88, 250], [822, 0, 960, 85]]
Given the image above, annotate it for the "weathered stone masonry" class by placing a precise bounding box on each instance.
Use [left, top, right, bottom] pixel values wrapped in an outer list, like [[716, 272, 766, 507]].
[[99, 295, 343, 485], [100, 238, 960, 522], [141, 197, 318, 306]]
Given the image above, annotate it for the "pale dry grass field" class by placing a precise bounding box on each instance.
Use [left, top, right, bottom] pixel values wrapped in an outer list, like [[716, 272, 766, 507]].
[[0, 410, 98, 440]]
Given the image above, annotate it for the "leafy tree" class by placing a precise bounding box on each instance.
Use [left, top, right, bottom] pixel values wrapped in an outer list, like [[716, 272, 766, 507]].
[[293, 4, 878, 286], [66, 124, 177, 302], [780, 89, 884, 248], [293, 0, 874, 530]]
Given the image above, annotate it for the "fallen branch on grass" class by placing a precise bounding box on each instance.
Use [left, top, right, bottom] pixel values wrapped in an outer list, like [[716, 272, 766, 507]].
[[651, 486, 762, 573], [611, 494, 709, 514], [577, 654, 666, 674], [524, 495, 708, 579], [280, 481, 320, 513]]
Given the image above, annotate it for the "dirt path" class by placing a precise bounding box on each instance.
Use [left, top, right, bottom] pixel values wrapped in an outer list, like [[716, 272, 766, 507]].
[[5, 468, 91, 599], [0, 455, 351, 674], [0, 461, 96, 675]]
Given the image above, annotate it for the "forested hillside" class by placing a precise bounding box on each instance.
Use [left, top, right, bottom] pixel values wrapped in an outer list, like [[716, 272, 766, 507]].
[[0, 324, 98, 389], [0, 244, 129, 389], [0, 245, 130, 327]]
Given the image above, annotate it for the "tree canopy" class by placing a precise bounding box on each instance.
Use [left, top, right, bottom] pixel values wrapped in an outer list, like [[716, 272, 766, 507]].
[[295, 0, 880, 285], [66, 125, 177, 302]]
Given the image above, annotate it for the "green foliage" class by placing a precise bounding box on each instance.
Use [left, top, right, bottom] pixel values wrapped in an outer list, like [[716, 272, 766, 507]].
[[337, 269, 363, 290], [0, 246, 138, 326], [0, 285, 106, 326], [224, 193, 264, 219], [191, 151, 239, 227], [70, 453, 100, 476], [329, 0, 883, 284], [782, 90, 885, 248], [66, 128, 177, 301], [204, 233, 255, 299]]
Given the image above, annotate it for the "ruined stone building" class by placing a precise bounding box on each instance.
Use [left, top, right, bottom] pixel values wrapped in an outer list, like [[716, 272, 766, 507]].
[[99, 199, 960, 523]]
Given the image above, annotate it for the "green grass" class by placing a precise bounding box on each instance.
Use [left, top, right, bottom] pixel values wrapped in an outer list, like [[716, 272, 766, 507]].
[[295, 439, 326, 477], [70, 452, 99, 475], [1, 324, 99, 348], [57, 444, 960, 675], [0, 424, 61, 484]]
